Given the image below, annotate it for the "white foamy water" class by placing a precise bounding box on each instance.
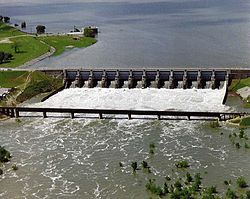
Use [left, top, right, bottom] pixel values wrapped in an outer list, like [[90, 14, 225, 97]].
[[32, 84, 229, 112]]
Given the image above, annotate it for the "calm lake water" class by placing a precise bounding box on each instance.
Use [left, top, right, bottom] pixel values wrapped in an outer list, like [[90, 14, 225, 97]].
[[1, 0, 250, 68]]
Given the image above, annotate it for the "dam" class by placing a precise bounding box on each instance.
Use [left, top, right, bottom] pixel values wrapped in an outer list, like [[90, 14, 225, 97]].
[[1, 68, 250, 120], [39, 68, 250, 89]]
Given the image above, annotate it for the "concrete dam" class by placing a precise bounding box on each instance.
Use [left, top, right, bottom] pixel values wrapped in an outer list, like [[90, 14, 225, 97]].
[[54, 69, 235, 89]]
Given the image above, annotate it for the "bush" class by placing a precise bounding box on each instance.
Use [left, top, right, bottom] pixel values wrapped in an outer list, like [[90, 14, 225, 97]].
[[12, 164, 18, 171], [0, 146, 11, 163], [186, 172, 193, 183], [236, 176, 247, 188], [131, 162, 137, 172], [209, 120, 220, 128], [235, 143, 241, 149], [145, 179, 164, 197], [239, 129, 244, 139], [246, 190, 250, 199], [205, 186, 217, 194], [175, 160, 189, 168], [174, 180, 182, 191], [226, 188, 237, 199], [141, 161, 149, 169]]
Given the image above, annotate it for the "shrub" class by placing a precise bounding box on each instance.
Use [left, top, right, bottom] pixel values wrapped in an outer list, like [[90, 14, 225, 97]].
[[149, 149, 154, 154], [119, 162, 123, 167], [186, 172, 193, 183], [149, 142, 155, 149], [175, 160, 189, 168], [12, 164, 18, 171], [246, 190, 250, 199], [141, 161, 149, 169], [224, 180, 229, 185], [174, 180, 182, 191], [0, 146, 11, 163], [163, 182, 169, 194], [209, 120, 220, 128], [131, 162, 137, 172], [149, 142, 155, 154], [206, 186, 217, 194], [145, 179, 164, 197], [226, 188, 237, 199], [166, 176, 171, 181], [239, 129, 244, 139], [0, 168, 3, 175], [235, 143, 241, 149], [236, 176, 247, 188]]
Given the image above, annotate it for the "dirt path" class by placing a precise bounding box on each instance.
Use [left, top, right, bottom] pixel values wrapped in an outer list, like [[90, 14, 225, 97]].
[[0, 34, 33, 44]]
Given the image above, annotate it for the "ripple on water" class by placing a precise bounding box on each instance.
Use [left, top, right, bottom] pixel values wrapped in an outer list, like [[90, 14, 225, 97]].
[[1, 111, 250, 198]]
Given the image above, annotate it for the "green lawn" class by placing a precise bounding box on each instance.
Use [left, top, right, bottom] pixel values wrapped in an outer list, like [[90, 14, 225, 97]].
[[229, 78, 250, 92], [0, 22, 24, 39], [0, 36, 50, 68], [0, 71, 28, 88], [0, 23, 97, 68], [39, 35, 97, 56], [0, 70, 63, 104]]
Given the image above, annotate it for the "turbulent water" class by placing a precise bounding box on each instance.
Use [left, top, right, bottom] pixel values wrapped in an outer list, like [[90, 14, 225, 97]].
[[32, 86, 229, 112], [1, 87, 250, 198], [1, 0, 250, 198], [1, 0, 250, 68]]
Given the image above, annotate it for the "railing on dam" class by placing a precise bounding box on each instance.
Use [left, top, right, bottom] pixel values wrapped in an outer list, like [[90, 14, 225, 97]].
[[0, 106, 247, 121]]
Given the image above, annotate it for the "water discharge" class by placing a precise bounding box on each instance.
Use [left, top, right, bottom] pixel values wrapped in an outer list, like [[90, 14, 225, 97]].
[[1, 88, 249, 199], [31, 84, 229, 112]]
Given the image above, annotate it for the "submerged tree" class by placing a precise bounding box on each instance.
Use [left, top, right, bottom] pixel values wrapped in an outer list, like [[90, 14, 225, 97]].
[[36, 25, 46, 34]]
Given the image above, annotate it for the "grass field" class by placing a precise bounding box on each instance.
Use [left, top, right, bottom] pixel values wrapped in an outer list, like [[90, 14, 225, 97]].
[[0, 71, 28, 87], [0, 70, 63, 105], [229, 78, 250, 92], [39, 35, 97, 56], [0, 36, 50, 68], [0, 23, 24, 39]]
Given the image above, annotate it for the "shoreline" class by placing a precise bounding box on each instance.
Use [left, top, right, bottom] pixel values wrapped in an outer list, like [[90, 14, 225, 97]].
[[0, 22, 97, 69]]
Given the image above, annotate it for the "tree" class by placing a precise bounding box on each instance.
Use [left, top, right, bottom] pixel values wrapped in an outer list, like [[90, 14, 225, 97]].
[[0, 51, 13, 64], [4, 53, 13, 60], [0, 16, 3, 21], [3, 16, 10, 23], [0, 52, 4, 64], [12, 41, 21, 53], [84, 27, 95, 37], [36, 25, 46, 34], [21, 21, 26, 29]]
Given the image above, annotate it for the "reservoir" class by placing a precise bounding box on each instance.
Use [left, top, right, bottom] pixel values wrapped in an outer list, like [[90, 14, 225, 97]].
[[1, 0, 250, 68]]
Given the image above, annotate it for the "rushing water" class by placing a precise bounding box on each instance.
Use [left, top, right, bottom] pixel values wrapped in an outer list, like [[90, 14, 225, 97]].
[[1, 0, 250, 198], [1, 0, 250, 68], [1, 88, 250, 198]]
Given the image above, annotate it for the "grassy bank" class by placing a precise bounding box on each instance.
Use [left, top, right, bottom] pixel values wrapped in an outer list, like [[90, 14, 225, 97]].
[[0, 23, 24, 39], [0, 70, 63, 106], [0, 22, 97, 68], [0, 36, 50, 68], [39, 35, 97, 56], [229, 78, 250, 108], [229, 78, 250, 92]]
